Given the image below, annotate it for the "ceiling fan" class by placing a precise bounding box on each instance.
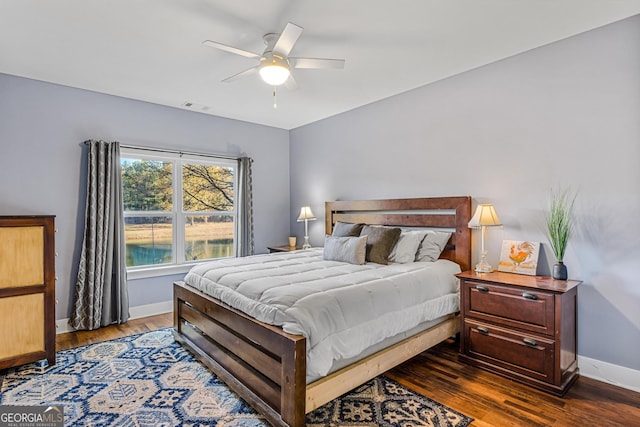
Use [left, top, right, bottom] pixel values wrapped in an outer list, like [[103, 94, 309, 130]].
[[203, 22, 345, 89]]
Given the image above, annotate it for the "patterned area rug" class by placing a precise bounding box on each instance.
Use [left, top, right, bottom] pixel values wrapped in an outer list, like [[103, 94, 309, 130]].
[[0, 329, 472, 426]]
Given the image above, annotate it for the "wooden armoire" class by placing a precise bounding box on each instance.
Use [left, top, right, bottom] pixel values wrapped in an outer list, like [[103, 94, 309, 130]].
[[0, 216, 56, 369]]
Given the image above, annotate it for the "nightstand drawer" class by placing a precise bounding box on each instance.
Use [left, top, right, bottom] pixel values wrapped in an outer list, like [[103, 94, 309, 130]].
[[463, 319, 555, 384], [463, 280, 555, 336]]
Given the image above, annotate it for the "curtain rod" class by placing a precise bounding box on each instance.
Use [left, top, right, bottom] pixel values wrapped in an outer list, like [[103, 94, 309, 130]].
[[120, 144, 241, 160], [83, 141, 242, 161]]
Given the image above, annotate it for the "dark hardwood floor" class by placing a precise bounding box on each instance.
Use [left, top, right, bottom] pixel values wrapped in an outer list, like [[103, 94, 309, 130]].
[[56, 313, 640, 426], [55, 313, 174, 351]]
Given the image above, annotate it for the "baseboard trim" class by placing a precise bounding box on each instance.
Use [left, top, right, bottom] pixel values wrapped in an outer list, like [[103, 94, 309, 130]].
[[578, 355, 640, 393], [56, 300, 173, 334]]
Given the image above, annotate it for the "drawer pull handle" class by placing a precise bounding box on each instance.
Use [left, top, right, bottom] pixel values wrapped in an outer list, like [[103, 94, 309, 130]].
[[477, 326, 489, 334], [475, 285, 489, 292], [523, 338, 538, 347], [522, 292, 538, 300]]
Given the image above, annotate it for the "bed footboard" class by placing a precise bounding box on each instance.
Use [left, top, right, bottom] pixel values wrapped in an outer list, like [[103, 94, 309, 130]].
[[173, 281, 306, 427]]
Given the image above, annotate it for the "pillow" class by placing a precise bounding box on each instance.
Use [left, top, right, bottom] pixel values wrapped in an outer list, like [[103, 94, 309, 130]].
[[415, 230, 452, 262], [332, 221, 365, 237], [359, 225, 401, 265], [323, 235, 367, 265], [389, 230, 428, 263]]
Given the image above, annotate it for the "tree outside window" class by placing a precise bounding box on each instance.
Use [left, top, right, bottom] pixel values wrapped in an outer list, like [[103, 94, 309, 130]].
[[121, 151, 236, 269]]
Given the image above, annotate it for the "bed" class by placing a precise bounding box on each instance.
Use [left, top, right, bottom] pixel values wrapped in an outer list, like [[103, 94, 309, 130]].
[[173, 196, 471, 426]]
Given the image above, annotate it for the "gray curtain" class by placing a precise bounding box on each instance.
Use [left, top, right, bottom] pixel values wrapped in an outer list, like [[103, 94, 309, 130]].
[[236, 156, 254, 257], [69, 140, 129, 330]]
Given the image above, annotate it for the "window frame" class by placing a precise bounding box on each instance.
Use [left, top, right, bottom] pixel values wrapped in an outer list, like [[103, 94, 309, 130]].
[[121, 148, 238, 279]]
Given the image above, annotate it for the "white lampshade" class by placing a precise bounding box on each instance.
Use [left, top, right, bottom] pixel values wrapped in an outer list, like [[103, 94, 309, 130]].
[[297, 206, 316, 222], [468, 204, 502, 228], [259, 54, 290, 86]]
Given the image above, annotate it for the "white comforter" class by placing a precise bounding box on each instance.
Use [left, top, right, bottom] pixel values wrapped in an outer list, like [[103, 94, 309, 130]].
[[184, 248, 461, 380]]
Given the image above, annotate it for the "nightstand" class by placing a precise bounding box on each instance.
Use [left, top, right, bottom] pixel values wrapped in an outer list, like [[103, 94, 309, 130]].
[[456, 270, 582, 396], [267, 245, 302, 253]]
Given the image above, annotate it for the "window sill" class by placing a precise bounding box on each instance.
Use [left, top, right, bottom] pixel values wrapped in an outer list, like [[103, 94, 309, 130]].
[[126, 263, 196, 280], [126, 256, 235, 280]]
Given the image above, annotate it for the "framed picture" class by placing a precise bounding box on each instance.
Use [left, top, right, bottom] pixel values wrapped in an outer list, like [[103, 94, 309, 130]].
[[497, 240, 540, 276]]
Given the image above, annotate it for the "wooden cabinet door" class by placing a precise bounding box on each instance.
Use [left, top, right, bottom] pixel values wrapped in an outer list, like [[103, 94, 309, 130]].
[[0, 226, 45, 287], [0, 294, 45, 360]]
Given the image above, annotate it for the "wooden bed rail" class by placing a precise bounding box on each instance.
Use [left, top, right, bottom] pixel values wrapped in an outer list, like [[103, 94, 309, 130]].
[[305, 313, 459, 412]]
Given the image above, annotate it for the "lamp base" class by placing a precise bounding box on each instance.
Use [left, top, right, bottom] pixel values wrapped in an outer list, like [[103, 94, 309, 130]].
[[302, 236, 311, 250], [474, 249, 493, 273], [474, 262, 493, 273]]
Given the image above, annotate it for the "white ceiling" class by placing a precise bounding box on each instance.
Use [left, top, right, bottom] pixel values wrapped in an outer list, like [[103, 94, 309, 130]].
[[1, 1, 639, 130]]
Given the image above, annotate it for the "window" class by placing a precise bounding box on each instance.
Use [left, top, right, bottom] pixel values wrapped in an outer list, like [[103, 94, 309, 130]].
[[121, 149, 236, 274]]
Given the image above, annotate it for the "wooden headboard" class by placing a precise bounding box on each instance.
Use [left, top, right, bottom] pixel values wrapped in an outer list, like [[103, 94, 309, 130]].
[[325, 196, 472, 271]]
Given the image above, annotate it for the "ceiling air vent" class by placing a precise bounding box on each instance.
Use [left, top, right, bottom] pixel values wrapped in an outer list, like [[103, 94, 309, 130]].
[[181, 102, 210, 112]]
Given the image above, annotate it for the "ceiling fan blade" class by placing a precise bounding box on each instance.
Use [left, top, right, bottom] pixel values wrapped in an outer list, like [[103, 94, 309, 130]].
[[222, 66, 259, 83], [291, 57, 345, 69], [202, 40, 260, 59], [285, 74, 298, 91], [273, 22, 303, 56]]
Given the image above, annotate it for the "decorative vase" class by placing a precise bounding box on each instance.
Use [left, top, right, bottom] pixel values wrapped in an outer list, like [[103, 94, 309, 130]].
[[553, 261, 568, 280]]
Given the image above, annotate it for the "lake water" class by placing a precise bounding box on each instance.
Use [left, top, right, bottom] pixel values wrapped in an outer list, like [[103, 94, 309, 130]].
[[126, 238, 233, 267]]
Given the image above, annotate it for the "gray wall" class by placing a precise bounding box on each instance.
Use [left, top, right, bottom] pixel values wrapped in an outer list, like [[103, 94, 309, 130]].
[[0, 74, 290, 320], [290, 15, 640, 370]]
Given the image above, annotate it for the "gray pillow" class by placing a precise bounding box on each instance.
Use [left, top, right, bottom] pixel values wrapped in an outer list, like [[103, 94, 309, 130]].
[[332, 221, 365, 237], [389, 230, 428, 263], [359, 225, 401, 265], [415, 230, 452, 262], [323, 235, 368, 265]]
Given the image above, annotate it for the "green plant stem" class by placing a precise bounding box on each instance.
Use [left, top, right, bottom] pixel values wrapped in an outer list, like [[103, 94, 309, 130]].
[[546, 188, 576, 262]]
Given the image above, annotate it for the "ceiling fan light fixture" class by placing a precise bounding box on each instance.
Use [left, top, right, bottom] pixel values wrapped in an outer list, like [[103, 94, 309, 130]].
[[259, 54, 290, 86], [205, 22, 344, 89]]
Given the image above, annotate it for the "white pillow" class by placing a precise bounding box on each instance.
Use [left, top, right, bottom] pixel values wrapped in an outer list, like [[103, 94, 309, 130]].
[[415, 230, 452, 262], [389, 230, 428, 263], [323, 235, 368, 265]]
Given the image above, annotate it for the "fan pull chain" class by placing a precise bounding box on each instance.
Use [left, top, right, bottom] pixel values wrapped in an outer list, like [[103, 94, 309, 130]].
[[273, 86, 277, 109]]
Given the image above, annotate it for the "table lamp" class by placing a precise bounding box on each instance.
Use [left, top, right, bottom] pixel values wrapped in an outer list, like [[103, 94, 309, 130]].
[[297, 206, 316, 249], [468, 204, 502, 272]]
